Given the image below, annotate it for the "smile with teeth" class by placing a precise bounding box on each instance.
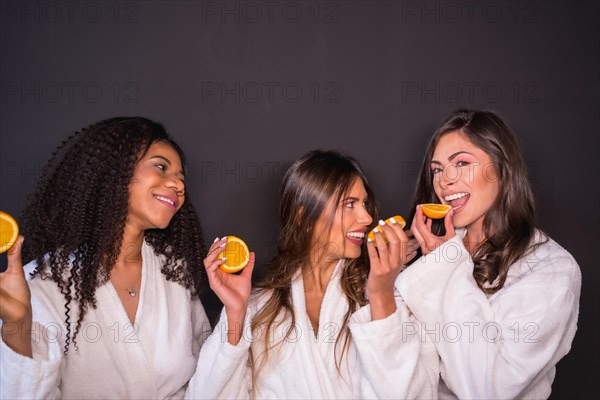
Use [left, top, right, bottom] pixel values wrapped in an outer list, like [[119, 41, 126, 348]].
[[346, 231, 365, 239], [444, 192, 469, 201], [155, 195, 175, 206]]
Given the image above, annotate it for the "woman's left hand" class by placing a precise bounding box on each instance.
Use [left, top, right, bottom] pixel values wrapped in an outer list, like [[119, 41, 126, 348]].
[[365, 219, 410, 319]]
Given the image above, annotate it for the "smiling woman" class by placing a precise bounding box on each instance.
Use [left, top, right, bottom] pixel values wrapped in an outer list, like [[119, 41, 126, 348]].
[[0, 117, 211, 399], [186, 150, 439, 399], [398, 109, 582, 399]]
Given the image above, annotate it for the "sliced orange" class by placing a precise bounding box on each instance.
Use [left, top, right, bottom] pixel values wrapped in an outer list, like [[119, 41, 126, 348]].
[[0, 211, 19, 254], [367, 215, 406, 247], [420, 204, 452, 219], [217, 236, 250, 273]]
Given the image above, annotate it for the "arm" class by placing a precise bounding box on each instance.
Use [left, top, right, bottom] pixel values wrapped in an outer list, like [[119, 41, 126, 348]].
[[348, 295, 439, 399], [1, 237, 63, 399], [185, 307, 253, 400], [185, 237, 256, 399], [396, 235, 581, 399]]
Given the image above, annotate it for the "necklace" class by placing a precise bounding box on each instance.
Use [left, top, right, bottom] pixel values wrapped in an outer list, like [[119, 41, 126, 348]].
[[110, 271, 140, 297]]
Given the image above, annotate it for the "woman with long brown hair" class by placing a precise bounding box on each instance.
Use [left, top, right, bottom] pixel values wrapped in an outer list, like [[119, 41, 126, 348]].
[[187, 150, 438, 399], [397, 109, 581, 399]]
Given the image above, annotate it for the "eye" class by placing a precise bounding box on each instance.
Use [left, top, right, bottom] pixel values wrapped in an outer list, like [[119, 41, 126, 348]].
[[345, 201, 355, 209], [155, 163, 167, 172], [455, 160, 470, 167], [430, 167, 443, 175]]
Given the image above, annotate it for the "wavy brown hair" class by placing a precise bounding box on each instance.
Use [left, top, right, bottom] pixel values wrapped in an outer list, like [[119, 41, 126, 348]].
[[249, 150, 379, 390], [409, 109, 542, 294], [21, 117, 207, 352]]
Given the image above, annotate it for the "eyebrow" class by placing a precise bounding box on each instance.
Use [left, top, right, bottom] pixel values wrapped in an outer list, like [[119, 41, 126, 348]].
[[431, 151, 474, 164], [340, 195, 366, 203]]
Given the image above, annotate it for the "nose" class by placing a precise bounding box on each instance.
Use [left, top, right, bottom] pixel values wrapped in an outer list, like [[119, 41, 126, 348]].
[[166, 175, 185, 196], [358, 205, 373, 226], [439, 163, 460, 188]]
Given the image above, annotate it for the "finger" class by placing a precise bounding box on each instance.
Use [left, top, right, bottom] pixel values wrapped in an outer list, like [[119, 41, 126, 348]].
[[205, 257, 227, 274], [205, 237, 228, 265], [6, 236, 25, 275], [382, 221, 406, 267], [411, 212, 426, 249], [388, 217, 408, 241], [372, 222, 389, 263], [406, 238, 420, 254], [365, 238, 381, 269], [444, 209, 456, 237], [426, 217, 433, 231], [240, 252, 256, 279]]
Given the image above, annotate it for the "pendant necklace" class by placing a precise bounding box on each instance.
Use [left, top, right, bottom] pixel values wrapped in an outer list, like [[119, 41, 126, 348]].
[[111, 272, 140, 297]]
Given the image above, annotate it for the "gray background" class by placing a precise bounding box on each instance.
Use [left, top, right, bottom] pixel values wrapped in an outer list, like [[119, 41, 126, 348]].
[[1, 1, 598, 398]]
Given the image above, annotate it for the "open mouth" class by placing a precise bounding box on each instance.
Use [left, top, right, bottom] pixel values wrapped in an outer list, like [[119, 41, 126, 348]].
[[154, 194, 178, 209], [346, 231, 365, 245], [443, 192, 470, 211]]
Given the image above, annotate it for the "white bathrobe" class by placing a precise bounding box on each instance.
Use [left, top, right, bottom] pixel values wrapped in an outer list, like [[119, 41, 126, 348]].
[[395, 229, 581, 399], [186, 260, 439, 399], [0, 240, 211, 399]]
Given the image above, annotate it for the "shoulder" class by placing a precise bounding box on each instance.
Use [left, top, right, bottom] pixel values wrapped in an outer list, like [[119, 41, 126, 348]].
[[508, 230, 581, 289]]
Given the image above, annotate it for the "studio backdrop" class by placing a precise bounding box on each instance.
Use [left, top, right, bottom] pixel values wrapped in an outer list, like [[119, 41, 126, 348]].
[[1, 1, 598, 398]]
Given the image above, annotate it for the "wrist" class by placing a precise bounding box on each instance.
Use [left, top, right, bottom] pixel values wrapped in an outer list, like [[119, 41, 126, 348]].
[[1, 316, 33, 358]]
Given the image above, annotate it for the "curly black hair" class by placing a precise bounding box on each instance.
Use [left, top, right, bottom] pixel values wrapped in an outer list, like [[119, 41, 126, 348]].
[[21, 117, 207, 352]]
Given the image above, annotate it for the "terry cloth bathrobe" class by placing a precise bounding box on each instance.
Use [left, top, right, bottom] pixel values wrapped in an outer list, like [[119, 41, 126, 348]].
[[0, 240, 211, 399], [186, 260, 440, 399], [395, 229, 581, 399]]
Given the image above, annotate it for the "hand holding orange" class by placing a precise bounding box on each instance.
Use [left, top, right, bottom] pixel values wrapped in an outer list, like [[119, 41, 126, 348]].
[[217, 236, 250, 273], [420, 204, 452, 219], [367, 215, 406, 247], [0, 211, 19, 254]]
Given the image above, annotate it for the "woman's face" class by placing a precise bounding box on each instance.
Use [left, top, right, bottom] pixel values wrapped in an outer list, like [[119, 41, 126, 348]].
[[127, 141, 185, 232], [310, 177, 373, 266], [430, 131, 500, 233]]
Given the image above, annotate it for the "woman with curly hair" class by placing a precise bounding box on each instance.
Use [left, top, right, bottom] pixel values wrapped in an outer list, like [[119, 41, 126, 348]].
[[396, 109, 581, 399], [186, 150, 439, 399], [0, 117, 213, 399]]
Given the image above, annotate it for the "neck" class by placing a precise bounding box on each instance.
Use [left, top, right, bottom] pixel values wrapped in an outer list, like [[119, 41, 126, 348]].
[[302, 258, 339, 294], [464, 223, 486, 255], [114, 223, 144, 268]]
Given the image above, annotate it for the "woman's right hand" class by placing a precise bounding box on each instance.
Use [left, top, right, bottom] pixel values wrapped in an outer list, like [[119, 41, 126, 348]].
[[0, 236, 33, 357], [411, 205, 456, 256], [0, 236, 31, 323], [204, 237, 254, 345]]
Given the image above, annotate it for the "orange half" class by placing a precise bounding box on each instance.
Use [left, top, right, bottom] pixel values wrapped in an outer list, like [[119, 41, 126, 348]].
[[420, 204, 452, 219], [217, 236, 250, 273], [367, 215, 406, 247], [0, 211, 19, 254]]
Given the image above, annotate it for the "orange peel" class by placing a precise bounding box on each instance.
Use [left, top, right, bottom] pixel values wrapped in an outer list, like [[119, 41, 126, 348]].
[[420, 204, 452, 219], [0, 211, 19, 254], [217, 236, 250, 273]]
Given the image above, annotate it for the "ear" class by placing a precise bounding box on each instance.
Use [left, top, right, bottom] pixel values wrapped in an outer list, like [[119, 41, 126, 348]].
[[295, 205, 304, 225]]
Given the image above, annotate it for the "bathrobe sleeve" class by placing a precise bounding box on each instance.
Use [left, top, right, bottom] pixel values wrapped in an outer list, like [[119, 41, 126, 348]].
[[348, 294, 440, 399], [185, 307, 253, 399], [395, 235, 581, 399], [0, 264, 65, 400]]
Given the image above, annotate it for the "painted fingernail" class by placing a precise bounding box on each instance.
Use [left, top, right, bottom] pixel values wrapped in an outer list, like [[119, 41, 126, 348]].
[[213, 237, 219, 243], [390, 217, 397, 224], [367, 238, 373, 242], [378, 219, 385, 226], [220, 243, 227, 248], [373, 227, 379, 233]]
